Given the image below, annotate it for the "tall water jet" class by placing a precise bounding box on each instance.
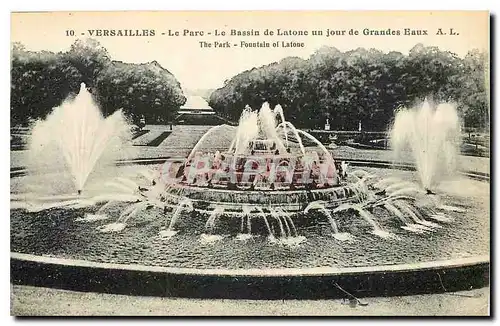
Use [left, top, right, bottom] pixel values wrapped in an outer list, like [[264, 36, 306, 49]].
[[258, 103, 287, 153], [229, 105, 260, 155], [187, 125, 230, 161], [390, 100, 461, 192], [27, 83, 131, 194], [296, 129, 335, 165], [273, 104, 288, 146], [276, 121, 306, 155]]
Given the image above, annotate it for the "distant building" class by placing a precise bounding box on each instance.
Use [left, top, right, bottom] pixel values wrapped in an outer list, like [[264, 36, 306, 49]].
[[175, 95, 226, 125], [178, 96, 215, 115]]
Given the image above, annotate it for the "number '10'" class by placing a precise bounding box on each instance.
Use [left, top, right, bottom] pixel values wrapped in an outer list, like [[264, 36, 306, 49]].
[[66, 30, 75, 36]]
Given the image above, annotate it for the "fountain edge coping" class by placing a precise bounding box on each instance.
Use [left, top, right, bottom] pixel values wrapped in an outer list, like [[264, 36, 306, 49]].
[[11, 252, 489, 277]]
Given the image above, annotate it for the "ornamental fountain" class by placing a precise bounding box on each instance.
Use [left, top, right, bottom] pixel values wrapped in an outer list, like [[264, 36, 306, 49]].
[[88, 100, 463, 245], [10, 95, 488, 299]]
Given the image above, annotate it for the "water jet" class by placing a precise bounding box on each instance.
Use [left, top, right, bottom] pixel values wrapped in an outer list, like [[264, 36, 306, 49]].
[[390, 100, 461, 191], [10, 101, 488, 299], [25, 83, 131, 195]]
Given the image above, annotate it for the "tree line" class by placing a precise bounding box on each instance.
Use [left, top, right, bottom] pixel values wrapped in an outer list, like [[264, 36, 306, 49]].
[[208, 44, 489, 131], [11, 39, 186, 126]]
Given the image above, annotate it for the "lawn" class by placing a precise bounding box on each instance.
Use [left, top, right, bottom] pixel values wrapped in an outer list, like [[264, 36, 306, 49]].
[[10, 124, 490, 176]]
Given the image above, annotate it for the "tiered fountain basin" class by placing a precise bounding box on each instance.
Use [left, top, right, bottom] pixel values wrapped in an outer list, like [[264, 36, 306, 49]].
[[10, 163, 490, 299], [10, 99, 489, 299], [162, 183, 359, 213]]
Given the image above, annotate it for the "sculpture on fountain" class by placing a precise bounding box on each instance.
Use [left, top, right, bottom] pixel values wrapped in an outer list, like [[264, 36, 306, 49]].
[[14, 95, 463, 246], [94, 101, 454, 243], [179, 103, 340, 192]]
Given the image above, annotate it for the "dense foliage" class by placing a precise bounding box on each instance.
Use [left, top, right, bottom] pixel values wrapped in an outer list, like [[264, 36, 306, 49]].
[[11, 39, 186, 126], [209, 44, 489, 131], [65, 38, 111, 89], [11, 42, 82, 125], [94, 61, 186, 124]]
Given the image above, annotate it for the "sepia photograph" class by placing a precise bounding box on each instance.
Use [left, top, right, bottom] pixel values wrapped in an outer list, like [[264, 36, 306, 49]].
[[9, 10, 490, 316]]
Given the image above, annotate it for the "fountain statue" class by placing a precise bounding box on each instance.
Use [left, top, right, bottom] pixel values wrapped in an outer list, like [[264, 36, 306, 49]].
[[89, 102, 460, 244], [13, 100, 466, 247], [9, 96, 487, 299]]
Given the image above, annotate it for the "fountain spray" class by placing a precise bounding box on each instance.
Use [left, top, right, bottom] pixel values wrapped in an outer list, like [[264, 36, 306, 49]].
[[390, 100, 461, 193], [27, 83, 131, 194]]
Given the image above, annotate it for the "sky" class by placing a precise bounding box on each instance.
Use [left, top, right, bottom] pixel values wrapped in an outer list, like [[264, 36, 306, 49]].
[[11, 11, 489, 91]]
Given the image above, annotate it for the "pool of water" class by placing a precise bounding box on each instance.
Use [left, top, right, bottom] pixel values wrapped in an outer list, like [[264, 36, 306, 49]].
[[10, 168, 489, 270]]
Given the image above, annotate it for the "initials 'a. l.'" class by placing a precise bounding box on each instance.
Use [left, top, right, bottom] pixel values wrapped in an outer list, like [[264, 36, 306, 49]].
[[436, 28, 459, 35]]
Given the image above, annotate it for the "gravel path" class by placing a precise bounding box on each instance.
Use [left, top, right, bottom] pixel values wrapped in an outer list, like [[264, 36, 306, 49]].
[[10, 285, 489, 316]]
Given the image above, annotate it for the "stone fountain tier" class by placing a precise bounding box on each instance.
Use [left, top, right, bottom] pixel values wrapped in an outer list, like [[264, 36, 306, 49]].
[[10, 100, 489, 299], [187, 148, 332, 165], [180, 148, 340, 189], [162, 182, 362, 213]]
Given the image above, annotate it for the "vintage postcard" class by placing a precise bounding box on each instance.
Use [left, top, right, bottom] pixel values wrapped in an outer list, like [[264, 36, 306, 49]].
[[10, 11, 490, 316]]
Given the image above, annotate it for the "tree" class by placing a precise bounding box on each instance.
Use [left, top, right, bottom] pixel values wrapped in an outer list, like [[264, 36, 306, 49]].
[[94, 60, 186, 124], [457, 50, 489, 130], [11, 43, 82, 125], [64, 38, 111, 88], [208, 44, 489, 132], [11, 39, 187, 127]]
